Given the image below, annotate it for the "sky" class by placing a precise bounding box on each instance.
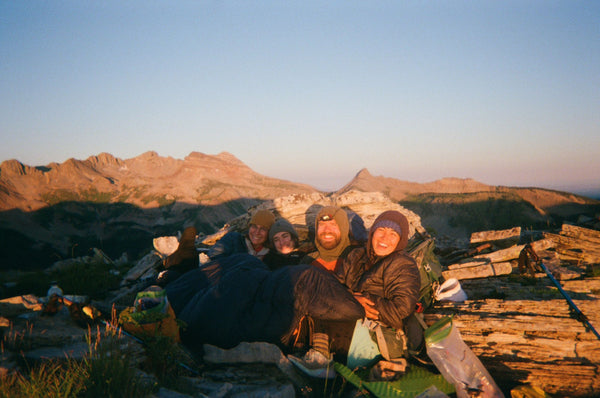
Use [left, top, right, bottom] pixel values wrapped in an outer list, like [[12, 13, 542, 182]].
[[1, 1, 599, 196]]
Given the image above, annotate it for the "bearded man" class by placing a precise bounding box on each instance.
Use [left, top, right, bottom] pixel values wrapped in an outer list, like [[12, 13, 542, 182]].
[[303, 206, 361, 271]]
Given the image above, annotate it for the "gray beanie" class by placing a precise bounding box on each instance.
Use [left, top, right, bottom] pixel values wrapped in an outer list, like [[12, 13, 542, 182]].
[[269, 218, 299, 243]]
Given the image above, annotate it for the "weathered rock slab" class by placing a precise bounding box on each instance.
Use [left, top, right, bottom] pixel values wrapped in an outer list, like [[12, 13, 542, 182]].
[[424, 276, 600, 397]]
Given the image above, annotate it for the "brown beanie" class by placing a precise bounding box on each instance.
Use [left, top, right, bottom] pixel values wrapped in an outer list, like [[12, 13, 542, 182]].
[[250, 209, 275, 229]]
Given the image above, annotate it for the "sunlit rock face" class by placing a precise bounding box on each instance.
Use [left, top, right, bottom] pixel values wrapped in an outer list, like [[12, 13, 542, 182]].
[[202, 190, 426, 246]]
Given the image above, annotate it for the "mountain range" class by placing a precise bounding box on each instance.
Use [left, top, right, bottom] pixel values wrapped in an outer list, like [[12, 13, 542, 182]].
[[1, 151, 598, 270]]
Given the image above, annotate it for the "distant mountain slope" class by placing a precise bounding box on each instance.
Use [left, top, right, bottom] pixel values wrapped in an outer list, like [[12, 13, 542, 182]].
[[0, 152, 318, 270], [0, 151, 317, 211], [340, 168, 600, 242], [340, 168, 493, 198]]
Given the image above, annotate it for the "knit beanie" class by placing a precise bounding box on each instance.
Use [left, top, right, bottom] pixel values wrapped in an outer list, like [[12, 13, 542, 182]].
[[371, 219, 403, 238], [269, 218, 299, 243], [250, 210, 275, 230], [367, 210, 409, 260], [314, 206, 351, 262]]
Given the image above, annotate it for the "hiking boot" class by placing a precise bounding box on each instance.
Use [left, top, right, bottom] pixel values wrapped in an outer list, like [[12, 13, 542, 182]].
[[288, 348, 336, 379]]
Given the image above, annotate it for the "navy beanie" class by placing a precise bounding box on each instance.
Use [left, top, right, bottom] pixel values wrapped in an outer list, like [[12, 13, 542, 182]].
[[371, 219, 402, 237]]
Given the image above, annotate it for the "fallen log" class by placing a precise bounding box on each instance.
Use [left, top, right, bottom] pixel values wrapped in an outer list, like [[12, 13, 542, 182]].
[[560, 223, 600, 244], [472, 238, 555, 264], [538, 251, 584, 280], [442, 261, 513, 280], [539, 260, 600, 340], [542, 232, 600, 265], [447, 259, 490, 270], [470, 227, 521, 248]]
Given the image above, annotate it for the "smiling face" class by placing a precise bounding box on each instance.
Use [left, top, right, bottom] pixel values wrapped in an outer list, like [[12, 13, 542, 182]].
[[248, 224, 269, 248], [371, 227, 400, 257], [272, 231, 295, 254], [317, 219, 342, 250]]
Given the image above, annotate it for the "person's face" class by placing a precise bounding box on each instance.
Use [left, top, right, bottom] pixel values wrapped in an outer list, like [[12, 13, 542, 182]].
[[317, 219, 341, 250], [272, 231, 295, 255], [371, 227, 400, 257], [248, 224, 268, 248]]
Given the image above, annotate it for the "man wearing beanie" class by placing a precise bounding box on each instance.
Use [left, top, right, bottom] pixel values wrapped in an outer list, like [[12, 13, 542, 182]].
[[208, 209, 275, 261], [302, 206, 363, 272], [290, 206, 367, 377]]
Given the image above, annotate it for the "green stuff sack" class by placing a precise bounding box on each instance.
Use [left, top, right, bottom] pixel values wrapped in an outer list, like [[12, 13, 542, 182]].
[[118, 286, 181, 342]]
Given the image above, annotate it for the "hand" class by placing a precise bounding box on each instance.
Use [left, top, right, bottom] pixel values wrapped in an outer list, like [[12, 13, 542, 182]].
[[354, 293, 379, 320]]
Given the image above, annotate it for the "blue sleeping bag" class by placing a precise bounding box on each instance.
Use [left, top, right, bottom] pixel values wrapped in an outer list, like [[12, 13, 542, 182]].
[[165, 253, 364, 353]]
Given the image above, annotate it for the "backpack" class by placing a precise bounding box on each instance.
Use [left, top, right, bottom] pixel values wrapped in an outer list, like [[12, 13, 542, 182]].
[[406, 237, 443, 311]]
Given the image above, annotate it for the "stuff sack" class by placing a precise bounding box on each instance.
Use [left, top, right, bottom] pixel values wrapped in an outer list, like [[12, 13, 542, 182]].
[[365, 319, 407, 362], [118, 286, 181, 342], [435, 278, 467, 302]]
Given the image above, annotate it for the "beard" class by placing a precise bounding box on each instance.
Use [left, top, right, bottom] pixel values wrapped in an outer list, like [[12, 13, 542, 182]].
[[317, 232, 341, 250]]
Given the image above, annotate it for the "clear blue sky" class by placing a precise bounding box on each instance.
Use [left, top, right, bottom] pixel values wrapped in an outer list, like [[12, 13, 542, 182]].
[[1, 1, 598, 195]]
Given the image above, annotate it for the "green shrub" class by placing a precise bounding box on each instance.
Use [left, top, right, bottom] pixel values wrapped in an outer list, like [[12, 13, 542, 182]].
[[6, 259, 122, 300], [48, 260, 122, 300]]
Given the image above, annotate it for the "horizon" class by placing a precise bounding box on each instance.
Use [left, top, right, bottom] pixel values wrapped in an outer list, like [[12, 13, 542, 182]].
[[3, 149, 599, 200], [1, 2, 598, 196]]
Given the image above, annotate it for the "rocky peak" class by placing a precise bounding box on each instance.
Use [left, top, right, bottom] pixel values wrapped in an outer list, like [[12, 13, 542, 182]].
[[51, 158, 105, 182], [354, 168, 373, 179], [137, 150, 160, 160], [216, 151, 244, 164], [0, 159, 27, 178], [184, 151, 249, 169], [85, 153, 123, 169]]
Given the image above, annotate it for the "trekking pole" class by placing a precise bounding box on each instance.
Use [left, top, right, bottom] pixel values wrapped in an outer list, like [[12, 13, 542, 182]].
[[538, 262, 600, 341]]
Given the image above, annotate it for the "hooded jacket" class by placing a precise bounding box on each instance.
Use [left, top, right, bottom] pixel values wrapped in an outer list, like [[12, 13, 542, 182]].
[[302, 206, 361, 272], [335, 210, 420, 330]]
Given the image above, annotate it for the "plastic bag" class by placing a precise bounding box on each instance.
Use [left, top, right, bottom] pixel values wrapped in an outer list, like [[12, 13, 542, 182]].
[[347, 319, 381, 369], [425, 317, 503, 398]]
